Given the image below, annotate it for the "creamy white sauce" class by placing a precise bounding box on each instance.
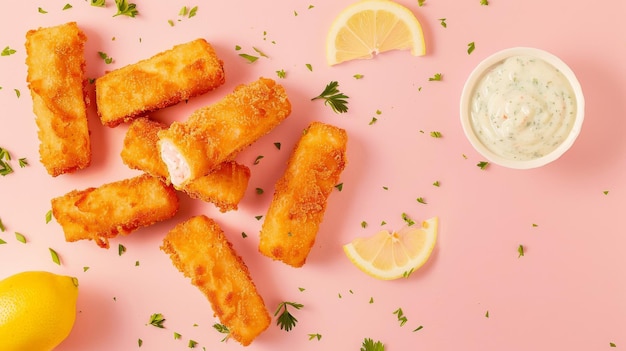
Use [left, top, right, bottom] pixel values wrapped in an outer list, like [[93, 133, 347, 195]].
[[470, 55, 577, 161]]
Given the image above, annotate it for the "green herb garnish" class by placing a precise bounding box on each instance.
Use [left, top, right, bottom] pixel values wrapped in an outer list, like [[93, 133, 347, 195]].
[[312, 81, 349, 113], [334, 183, 343, 191], [430, 131, 442, 138], [467, 41, 476, 55], [212, 323, 230, 342], [63, 4, 73, 10], [361, 338, 385, 351], [480, 0, 489, 5], [402, 213, 415, 226], [428, 73, 442, 81], [433, 180, 440, 187], [354, 74, 364, 79], [38, 7, 48, 13], [393, 308, 408, 326], [255, 188, 264, 195], [518, 244, 525, 257], [118, 244, 126, 256], [413, 325, 424, 331], [15, 232, 26, 243], [0, 217, 5, 232], [274, 142, 281, 150], [98, 51, 113, 64], [188, 339, 197, 348], [253, 155, 264, 165], [113, 0, 138, 17], [477, 161, 489, 170], [305, 63, 313, 71], [91, 0, 106, 7], [308, 333, 322, 341], [439, 18, 447, 28], [274, 301, 303, 331], [147, 313, 165, 328], [50, 248, 61, 265], [416, 197, 427, 204], [239, 53, 259, 63]]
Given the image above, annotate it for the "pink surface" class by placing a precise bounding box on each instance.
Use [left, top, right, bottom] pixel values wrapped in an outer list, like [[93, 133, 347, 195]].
[[1, 1, 625, 350]]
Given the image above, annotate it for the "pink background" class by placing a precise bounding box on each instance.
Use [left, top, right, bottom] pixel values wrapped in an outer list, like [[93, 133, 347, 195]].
[[1, 1, 625, 350]]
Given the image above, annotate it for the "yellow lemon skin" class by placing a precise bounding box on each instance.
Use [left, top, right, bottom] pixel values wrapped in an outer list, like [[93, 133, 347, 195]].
[[0, 271, 79, 351]]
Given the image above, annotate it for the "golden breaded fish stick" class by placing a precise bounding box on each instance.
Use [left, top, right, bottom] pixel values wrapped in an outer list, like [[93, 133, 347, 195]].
[[158, 77, 291, 187], [161, 215, 270, 346], [121, 117, 250, 211], [51, 174, 179, 249], [96, 38, 225, 127], [25, 21, 90, 177], [259, 122, 348, 267]]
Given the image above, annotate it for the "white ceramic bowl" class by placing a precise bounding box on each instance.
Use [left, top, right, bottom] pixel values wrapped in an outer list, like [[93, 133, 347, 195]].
[[460, 47, 585, 169]]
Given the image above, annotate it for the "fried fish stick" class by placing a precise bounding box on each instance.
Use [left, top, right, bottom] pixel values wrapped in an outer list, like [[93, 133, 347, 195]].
[[259, 122, 348, 267], [161, 215, 270, 346], [121, 117, 250, 211], [25, 21, 90, 176], [158, 77, 291, 187], [51, 174, 179, 249], [95, 38, 225, 127]]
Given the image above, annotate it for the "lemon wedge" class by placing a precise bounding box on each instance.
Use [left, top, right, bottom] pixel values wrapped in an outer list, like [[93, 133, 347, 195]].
[[326, 0, 426, 65], [343, 217, 438, 280]]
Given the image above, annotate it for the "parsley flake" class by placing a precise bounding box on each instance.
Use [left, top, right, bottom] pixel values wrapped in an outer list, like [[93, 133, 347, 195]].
[[45, 210, 53, 224], [274, 301, 303, 331], [305, 63, 313, 71], [308, 333, 322, 341], [428, 73, 443, 81], [439, 18, 447, 28], [253, 155, 264, 165], [273, 142, 281, 150], [15, 232, 26, 243], [393, 308, 408, 326], [467, 41, 476, 55], [430, 131, 442, 138], [402, 213, 415, 226], [416, 197, 427, 204], [334, 183, 343, 191], [118, 244, 126, 256], [480, 0, 489, 5], [147, 313, 165, 328], [188, 339, 198, 348], [312, 81, 349, 113], [98, 51, 113, 64], [239, 53, 259, 63], [361, 338, 385, 351], [113, 0, 138, 17], [255, 188, 264, 195], [38, 7, 48, 14], [63, 4, 73, 10], [90, 0, 106, 7], [353, 74, 364, 79], [477, 161, 489, 169], [212, 323, 230, 342], [49, 248, 61, 265], [0, 217, 5, 232], [276, 69, 286, 78], [518, 244, 525, 257]]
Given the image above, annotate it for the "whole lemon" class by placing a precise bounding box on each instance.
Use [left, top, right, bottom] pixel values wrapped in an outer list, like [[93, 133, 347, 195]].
[[0, 271, 79, 351]]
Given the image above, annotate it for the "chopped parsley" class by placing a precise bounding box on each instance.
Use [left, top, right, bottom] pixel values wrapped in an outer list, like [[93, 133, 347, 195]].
[[276, 69, 286, 78], [188, 339, 198, 348], [467, 41, 476, 55], [90, 0, 106, 7], [392, 308, 408, 326], [45, 210, 53, 223], [439, 18, 447, 28], [253, 155, 264, 165], [361, 221, 368, 228], [477, 161, 489, 170], [63, 4, 73, 10], [305, 63, 313, 71], [334, 183, 343, 191], [255, 188, 264, 195], [38, 7, 48, 14], [485, 310, 490, 318], [417, 0, 426, 6], [98, 51, 113, 64], [518, 244, 525, 257], [428, 73, 443, 81], [353, 74, 364, 79], [113, 0, 138, 17], [239, 53, 259, 63], [274, 301, 303, 331], [416, 197, 427, 204], [433, 180, 440, 187], [253, 47, 268, 58], [311, 81, 349, 113], [369, 117, 378, 125], [147, 313, 166, 328], [273, 142, 281, 150], [118, 244, 126, 256], [18, 158, 28, 168], [49, 248, 61, 265], [413, 325, 424, 332], [480, 0, 489, 5], [308, 333, 322, 341], [212, 323, 230, 342], [361, 338, 385, 351], [15, 232, 26, 243], [430, 131, 442, 138], [0, 217, 5, 232], [402, 213, 415, 226], [14, 89, 20, 98], [173, 332, 182, 340], [179, 6, 198, 18]]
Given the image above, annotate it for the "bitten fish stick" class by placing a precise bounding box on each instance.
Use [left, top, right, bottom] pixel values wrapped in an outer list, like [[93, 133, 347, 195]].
[[25, 21, 90, 177], [51, 174, 179, 249], [259, 122, 348, 267], [161, 215, 271, 346], [95, 38, 225, 127], [158, 77, 291, 187], [121, 117, 250, 212]]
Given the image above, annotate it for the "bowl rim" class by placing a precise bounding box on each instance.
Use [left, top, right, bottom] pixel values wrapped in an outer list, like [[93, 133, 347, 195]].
[[459, 47, 585, 169]]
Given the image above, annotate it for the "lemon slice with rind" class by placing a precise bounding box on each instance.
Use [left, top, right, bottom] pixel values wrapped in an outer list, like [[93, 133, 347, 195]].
[[343, 217, 438, 280], [326, 0, 426, 65]]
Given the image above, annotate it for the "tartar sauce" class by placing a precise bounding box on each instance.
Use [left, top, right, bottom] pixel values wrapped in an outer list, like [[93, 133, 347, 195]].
[[470, 55, 577, 161]]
